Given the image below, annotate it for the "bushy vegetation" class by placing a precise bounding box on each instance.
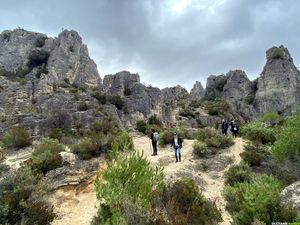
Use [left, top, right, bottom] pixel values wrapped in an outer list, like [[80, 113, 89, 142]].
[[91, 119, 120, 135], [259, 111, 282, 125], [270, 47, 284, 59], [30, 138, 64, 174], [0, 166, 55, 225], [178, 104, 197, 118], [223, 175, 298, 225], [136, 120, 147, 133], [35, 36, 47, 47], [272, 108, 300, 160], [192, 140, 208, 158], [245, 94, 255, 105], [93, 151, 164, 224], [91, 91, 107, 104], [0, 67, 31, 82], [2, 127, 31, 149], [240, 143, 268, 166], [152, 178, 222, 225], [109, 95, 124, 109], [72, 137, 101, 160], [108, 132, 134, 160], [224, 162, 252, 186], [202, 100, 230, 116], [241, 123, 276, 144], [159, 127, 189, 146], [148, 114, 162, 126], [136, 115, 163, 135], [195, 128, 234, 151], [77, 102, 89, 111]]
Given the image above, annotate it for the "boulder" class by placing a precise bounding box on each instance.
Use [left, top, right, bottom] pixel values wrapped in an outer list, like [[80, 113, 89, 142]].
[[190, 81, 205, 100], [280, 181, 300, 213]]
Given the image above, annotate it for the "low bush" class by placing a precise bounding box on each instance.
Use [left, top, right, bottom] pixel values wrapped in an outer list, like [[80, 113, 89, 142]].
[[148, 114, 162, 126], [203, 100, 230, 116], [271, 47, 284, 59], [0, 166, 55, 225], [240, 143, 268, 166], [108, 95, 124, 110], [77, 102, 89, 111], [31, 138, 64, 174], [92, 119, 120, 135], [196, 128, 234, 150], [109, 132, 134, 160], [241, 123, 276, 144], [272, 108, 300, 160], [0, 163, 9, 176], [2, 127, 31, 149], [223, 175, 298, 225], [91, 91, 107, 104], [178, 107, 197, 118], [259, 111, 282, 125], [224, 162, 252, 186], [152, 177, 222, 225], [35, 36, 47, 47], [245, 94, 255, 105], [136, 120, 147, 134], [158, 128, 188, 146], [0, 67, 31, 81], [193, 141, 208, 158], [72, 137, 101, 160]]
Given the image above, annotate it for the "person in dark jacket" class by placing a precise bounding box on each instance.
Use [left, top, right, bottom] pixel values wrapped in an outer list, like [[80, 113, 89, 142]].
[[230, 120, 238, 138], [171, 132, 183, 162], [221, 119, 229, 136], [150, 129, 158, 155]]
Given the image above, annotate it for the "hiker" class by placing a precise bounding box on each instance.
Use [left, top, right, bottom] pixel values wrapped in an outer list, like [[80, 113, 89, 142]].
[[171, 132, 183, 162], [150, 129, 159, 155], [221, 119, 229, 136], [230, 120, 238, 138]]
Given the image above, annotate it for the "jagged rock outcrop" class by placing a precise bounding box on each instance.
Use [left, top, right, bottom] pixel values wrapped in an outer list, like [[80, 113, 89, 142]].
[[190, 81, 205, 100], [255, 45, 300, 115]]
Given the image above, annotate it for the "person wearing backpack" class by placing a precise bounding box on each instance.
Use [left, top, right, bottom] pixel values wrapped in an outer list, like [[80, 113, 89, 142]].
[[171, 132, 183, 162], [230, 120, 238, 138], [221, 119, 229, 136], [150, 129, 159, 155]]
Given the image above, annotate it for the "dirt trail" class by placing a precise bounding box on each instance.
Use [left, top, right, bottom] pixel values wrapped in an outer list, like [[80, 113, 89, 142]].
[[132, 133, 245, 225]]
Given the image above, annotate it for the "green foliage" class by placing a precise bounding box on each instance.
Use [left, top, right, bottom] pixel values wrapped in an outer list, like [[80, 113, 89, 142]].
[[189, 100, 202, 108], [241, 123, 276, 144], [240, 143, 268, 166], [223, 175, 298, 225], [178, 106, 197, 118], [272, 108, 300, 160], [77, 102, 89, 111], [0, 163, 9, 176], [136, 120, 147, 134], [0, 67, 31, 81], [158, 128, 188, 146], [2, 127, 31, 149], [35, 36, 47, 47], [92, 119, 120, 135], [93, 151, 164, 224], [148, 114, 162, 126], [271, 47, 284, 59], [203, 88, 217, 101], [0, 166, 55, 225], [196, 128, 234, 150], [224, 162, 252, 186], [109, 95, 124, 110], [215, 76, 227, 92], [259, 111, 282, 124], [31, 138, 64, 174], [192, 140, 208, 158], [245, 94, 255, 105], [202, 100, 230, 116], [152, 177, 222, 225], [27, 49, 50, 69], [109, 132, 134, 160], [72, 137, 101, 160], [91, 91, 107, 104]]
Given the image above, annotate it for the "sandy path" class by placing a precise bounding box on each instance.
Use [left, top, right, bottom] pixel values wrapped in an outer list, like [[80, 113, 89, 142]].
[[132, 133, 245, 225]]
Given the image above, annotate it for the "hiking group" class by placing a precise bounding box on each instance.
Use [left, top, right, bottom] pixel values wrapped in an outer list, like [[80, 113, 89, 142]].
[[150, 129, 183, 163], [221, 119, 238, 138]]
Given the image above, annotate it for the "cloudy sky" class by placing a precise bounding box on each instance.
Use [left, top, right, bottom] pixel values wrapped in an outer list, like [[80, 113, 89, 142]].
[[0, 0, 299, 90]]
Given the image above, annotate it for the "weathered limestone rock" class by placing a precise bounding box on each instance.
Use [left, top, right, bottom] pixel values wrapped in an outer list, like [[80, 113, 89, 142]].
[[280, 181, 300, 213], [255, 45, 300, 115], [190, 81, 205, 100]]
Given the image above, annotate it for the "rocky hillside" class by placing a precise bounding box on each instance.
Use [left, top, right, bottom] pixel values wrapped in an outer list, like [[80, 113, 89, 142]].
[[0, 28, 300, 137]]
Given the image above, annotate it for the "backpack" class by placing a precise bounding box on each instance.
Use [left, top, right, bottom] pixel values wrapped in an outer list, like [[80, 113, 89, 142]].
[[153, 132, 160, 142]]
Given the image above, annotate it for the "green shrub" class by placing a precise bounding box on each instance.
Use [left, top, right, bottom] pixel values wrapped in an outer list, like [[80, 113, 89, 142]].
[[35, 36, 47, 47], [2, 127, 31, 149], [27, 50, 50, 69], [189, 100, 202, 108], [259, 111, 282, 124], [109, 132, 134, 160], [245, 94, 255, 105], [223, 175, 298, 225], [196, 128, 234, 150], [203, 100, 230, 116], [215, 76, 227, 92], [271, 47, 284, 59], [159, 130, 174, 146], [31, 138, 64, 174], [148, 114, 162, 126], [92, 119, 120, 135], [178, 107, 197, 118], [272, 108, 300, 160], [93, 151, 164, 224], [0, 166, 55, 225], [192, 141, 207, 158], [72, 137, 101, 160], [0, 163, 9, 176], [241, 123, 276, 144], [78, 102, 89, 111], [136, 120, 147, 134], [152, 178, 222, 225], [91, 91, 107, 104], [224, 162, 252, 186], [0, 67, 31, 81], [109, 95, 124, 109], [240, 143, 268, 166]]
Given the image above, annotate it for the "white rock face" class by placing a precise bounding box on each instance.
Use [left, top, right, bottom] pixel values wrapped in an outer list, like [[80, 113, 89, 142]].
[[280, 181, 300, 213]]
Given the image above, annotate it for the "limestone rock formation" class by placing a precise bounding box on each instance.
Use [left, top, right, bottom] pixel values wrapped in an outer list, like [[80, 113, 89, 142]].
[[255, 45, 300, 115], [280, 181, 300, 213], [190, 81, 205, 100]]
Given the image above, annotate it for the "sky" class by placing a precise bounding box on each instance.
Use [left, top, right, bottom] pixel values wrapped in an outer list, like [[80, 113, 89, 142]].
[[0, 0, 300, 90]]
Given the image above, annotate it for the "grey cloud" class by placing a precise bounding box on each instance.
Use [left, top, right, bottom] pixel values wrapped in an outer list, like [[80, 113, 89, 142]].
[[0, 0, 300, 90]]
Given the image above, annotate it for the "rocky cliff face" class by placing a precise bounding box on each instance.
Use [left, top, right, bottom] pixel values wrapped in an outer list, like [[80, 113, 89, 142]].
[[255, 45, 300, 115], [190, 81, 205, 100]]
